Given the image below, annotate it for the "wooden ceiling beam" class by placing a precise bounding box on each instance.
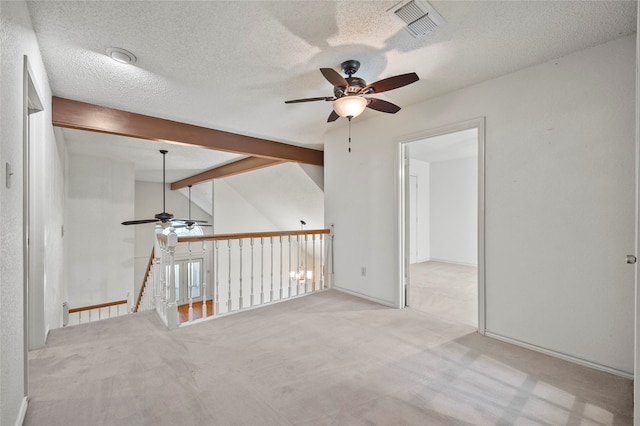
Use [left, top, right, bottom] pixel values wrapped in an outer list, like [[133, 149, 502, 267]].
[[52, 96, 323, 166], [171, 157, 283, 190]]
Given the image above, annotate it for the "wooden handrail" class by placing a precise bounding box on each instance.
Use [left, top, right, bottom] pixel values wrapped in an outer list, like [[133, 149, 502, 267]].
[[135, 247, 155, 312], [69, 299, 127, 314], [157, 228, 330, 244]]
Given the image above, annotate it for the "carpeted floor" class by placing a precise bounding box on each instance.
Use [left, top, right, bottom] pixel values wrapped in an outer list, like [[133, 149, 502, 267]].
[[25, 290, 632, 425], [409, 260, 478, 327]]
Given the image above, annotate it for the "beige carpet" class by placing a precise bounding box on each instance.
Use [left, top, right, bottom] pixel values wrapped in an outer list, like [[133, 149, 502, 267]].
[[26, 290, 632, 425], [410, 260, 478, 327]]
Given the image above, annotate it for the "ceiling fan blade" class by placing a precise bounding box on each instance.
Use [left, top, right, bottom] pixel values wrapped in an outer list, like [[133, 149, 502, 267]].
[[121, 218, 158, 225], [361, 72, 419, 94], [366, 98, 401, 114], [327, 110, 340, 122], [285, 96, 334, 104], [171, 218, 208, 224], [320, 68, 349, 88]]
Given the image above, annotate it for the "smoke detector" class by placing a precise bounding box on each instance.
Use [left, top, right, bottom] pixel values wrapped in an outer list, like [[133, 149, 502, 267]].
[[388, 0, 445, 39]]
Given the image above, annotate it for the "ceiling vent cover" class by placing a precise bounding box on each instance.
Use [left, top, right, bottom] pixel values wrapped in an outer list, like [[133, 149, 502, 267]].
[[388, 0, 445, 39]]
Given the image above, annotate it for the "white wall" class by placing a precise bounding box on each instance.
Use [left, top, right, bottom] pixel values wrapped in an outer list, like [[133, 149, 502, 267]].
[[325, 35, 636, 374], [213, 179, 280, 234], [64, 153, 135, 307], [28, 112, 67, 350], [0, 1, 63, 424], [222, 162, 325, 231], [430, 157, 477, 265], [409, 159, 430, 262]]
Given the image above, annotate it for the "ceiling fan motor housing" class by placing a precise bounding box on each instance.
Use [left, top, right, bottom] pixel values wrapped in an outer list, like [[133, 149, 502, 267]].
[[154, 212, 174, 222], [341, 59, 360, 76]]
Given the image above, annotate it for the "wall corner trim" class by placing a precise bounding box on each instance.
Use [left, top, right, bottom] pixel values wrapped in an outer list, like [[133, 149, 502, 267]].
[[14, 396, 28, 426]]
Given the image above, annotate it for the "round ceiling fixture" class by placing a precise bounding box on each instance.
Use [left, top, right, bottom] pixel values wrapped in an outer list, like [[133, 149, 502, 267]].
[[106, 47, 136, 64]]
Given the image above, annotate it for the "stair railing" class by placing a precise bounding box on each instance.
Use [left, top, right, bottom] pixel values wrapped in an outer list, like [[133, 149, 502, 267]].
[[134, 247, 155, 312], [151, 227, 332, 329], [63, 297, 130, 326]]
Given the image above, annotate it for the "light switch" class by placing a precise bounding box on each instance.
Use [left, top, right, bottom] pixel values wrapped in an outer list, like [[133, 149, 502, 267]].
[[6, 162, 13, 189]]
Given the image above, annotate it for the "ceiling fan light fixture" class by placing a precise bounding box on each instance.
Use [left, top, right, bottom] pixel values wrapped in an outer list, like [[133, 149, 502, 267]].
[[106, 47, 137, 64], [333, 96, 367, 119]]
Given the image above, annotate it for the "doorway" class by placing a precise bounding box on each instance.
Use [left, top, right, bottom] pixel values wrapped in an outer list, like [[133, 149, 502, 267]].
[[399, 118, 485, 333], [171, 258, 204, 305]]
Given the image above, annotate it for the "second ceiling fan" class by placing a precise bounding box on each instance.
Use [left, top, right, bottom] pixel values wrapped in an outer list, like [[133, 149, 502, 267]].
[[121, 150, 208, 227], [285, 59, 419, 122]]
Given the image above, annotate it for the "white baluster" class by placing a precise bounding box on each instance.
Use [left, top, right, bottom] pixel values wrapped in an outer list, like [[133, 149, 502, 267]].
[[312, 234, 316, 292], [238, 239, 244, 309], [304, 234, 309, 294], [188, 241, 194, 323], [227, 240, 232, 311], [320, 234, 325, 289], [288, 235, 292, 298], [250, 238, 255, 307], [215, 240, 220, 315], [296, 235, 301, 296], [260, 237, 265, 304], [165, 227, 179, 330], [270, 236, 274, 301], [279, 236, 283, 299], [202, 241, 208, 319]]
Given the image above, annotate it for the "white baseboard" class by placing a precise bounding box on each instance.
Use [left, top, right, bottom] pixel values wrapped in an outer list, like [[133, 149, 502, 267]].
[[485, 331, 633, 380], [332, 286, 397, 308], [428, 258, 478, 267], [14, 396, 28, 426]]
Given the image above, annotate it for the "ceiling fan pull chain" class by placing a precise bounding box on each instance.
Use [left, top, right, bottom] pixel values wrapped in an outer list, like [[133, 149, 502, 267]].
[[348, 117, 352, 153]]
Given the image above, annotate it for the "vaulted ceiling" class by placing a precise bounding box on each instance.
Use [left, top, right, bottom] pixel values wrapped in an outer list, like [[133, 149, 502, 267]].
[[27, 0, 637, 183]]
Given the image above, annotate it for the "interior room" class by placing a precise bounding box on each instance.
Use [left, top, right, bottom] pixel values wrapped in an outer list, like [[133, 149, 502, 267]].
[[407, 128, 479, 327]]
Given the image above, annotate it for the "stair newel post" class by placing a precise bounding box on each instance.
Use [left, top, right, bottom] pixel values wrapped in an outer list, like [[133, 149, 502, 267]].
[[201, 241, 207, 319], [166, 227, 179, 330], [188, 241, 194, 323], [329, 224, 335, 289], [155, 225, 164, 313], [250, 238, 255, 307], [260, 237, 265, 304]]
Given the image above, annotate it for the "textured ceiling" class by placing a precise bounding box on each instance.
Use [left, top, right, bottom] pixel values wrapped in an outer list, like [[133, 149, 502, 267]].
[[27, 0, 637, 180]]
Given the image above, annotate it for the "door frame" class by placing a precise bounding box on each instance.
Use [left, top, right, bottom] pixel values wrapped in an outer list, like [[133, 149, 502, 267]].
[[397, 117, 486, 334], [23, 55, 44, 399], [172, 257, 204, 305]]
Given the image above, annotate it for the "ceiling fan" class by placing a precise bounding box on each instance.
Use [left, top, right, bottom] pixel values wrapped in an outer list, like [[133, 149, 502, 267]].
[[284, 59, 419, 122], [172, 185, 212, 230], [121, 150, 208, 227]]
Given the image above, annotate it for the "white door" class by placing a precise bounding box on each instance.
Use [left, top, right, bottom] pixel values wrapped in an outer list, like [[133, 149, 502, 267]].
[[172, 258, 203, 305]]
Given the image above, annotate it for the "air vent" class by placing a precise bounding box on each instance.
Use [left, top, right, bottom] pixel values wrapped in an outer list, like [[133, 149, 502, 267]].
[[388, 0, 445, 39]]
